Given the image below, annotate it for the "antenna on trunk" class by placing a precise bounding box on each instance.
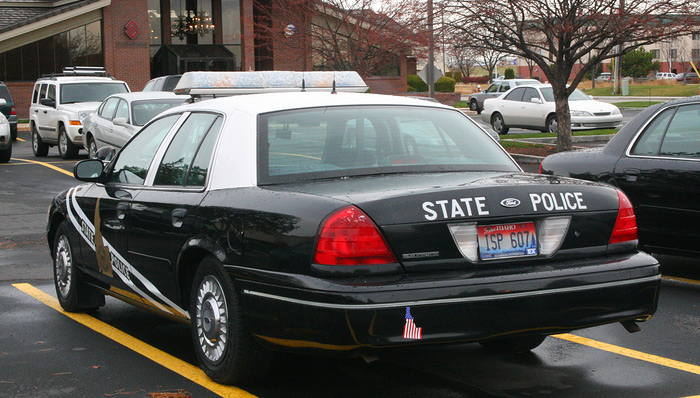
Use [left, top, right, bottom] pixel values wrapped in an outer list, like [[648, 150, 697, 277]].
[[301, 72, 306, 92], [331, 72, 337, 94]]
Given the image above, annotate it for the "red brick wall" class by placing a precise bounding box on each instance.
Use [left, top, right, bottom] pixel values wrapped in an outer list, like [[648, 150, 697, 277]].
[[102, 0, 151, 91], [270, 4, 311, 71], [5, 82, 34, 120]]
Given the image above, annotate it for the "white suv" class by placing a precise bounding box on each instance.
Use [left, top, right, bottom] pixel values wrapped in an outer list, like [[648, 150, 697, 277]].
[[30, 67, 130, 159]]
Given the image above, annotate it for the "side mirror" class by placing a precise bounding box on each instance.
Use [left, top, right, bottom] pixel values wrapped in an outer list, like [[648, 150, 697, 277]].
[[73, 159, 105, 182], [113, 117, 128, 127], [96, 146, 116, 162], [0, 99, 6, 107], [530, 97, 542, 104], [40, 98, 56, 108], [588, 95, 594, 100]]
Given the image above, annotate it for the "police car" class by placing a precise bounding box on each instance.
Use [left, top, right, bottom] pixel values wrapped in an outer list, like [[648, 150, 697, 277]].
[[47, 71, 660, 385]]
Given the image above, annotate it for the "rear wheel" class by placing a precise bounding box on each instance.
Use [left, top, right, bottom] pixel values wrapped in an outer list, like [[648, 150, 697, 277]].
[[58, 125, 79, 159], [53, 221, 105, 312], [31, 123, 49, 157], [480, 335, 547, 354], [190, 256, 271, 384], [10, 126, 17, 141], [470, 99, 481, 114], [491, 113, 509, 135]]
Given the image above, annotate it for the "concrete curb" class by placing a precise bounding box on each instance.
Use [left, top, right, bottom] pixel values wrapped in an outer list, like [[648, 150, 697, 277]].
[[510, 153, 544, 164], [512, 134, 613, 144]]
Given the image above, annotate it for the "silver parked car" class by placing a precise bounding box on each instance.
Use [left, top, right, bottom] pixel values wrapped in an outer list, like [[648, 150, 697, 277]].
[[83, 92, 186, 158], [468, 78, 540, 114], [0, 98, 11, 163]]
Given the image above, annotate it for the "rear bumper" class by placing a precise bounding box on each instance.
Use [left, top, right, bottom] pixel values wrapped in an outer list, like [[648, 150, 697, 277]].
[[229, 252, 660, 352]]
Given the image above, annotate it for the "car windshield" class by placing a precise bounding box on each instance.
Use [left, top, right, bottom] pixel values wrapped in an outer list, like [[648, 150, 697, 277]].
[[258, 105, 519, 184], [60, 83, 129, 104], [131, 99, 186, 126], [540, 87, 590, 102]]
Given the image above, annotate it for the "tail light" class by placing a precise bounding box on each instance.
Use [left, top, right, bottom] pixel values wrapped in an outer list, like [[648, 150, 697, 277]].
[[609, 190, 638, 244], [314, 206, 396, 265], [538, 162, 543, 174], [10, 106, 16, 115]]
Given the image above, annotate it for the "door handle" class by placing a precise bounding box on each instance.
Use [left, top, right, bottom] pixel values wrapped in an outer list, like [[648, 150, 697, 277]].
[[172, 208, 188, 227], [34, 110, 38, 113], [116, 202, 130, 220], [623, 169, 640, 182], [43, 110, 47, 114]]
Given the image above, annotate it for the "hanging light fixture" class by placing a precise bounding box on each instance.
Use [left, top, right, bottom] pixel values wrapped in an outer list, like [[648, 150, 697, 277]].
[[171, 4, 215, 40]]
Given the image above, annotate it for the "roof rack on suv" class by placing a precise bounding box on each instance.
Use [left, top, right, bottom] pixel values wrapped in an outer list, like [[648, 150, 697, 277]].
[[38, 66, 114, 80]]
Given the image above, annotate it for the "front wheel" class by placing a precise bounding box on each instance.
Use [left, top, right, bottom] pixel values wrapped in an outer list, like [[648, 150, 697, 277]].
[[546, 115, 558, 134], [470, 99, 481, 114], [58, 126, 79, 159], [53, 221, 105, 312], [491, 113, 509, 135], [190, 256, 271, 384], [0, 143, 11, 163], [31, 124, 49, 157], [480, 335, 547, 354]]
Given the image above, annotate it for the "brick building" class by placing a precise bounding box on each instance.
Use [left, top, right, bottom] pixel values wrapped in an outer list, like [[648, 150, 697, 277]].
[[0, 0, 408, 118]]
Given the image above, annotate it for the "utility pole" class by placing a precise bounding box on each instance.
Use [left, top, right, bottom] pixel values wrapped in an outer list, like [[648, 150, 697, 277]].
[[428, 0, 435, 98]]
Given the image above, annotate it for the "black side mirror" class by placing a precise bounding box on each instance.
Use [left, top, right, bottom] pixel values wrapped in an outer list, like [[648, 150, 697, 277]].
[[40, 98, 56, 108], [73, 159, 105, 182], [96, 146, 116, 162]]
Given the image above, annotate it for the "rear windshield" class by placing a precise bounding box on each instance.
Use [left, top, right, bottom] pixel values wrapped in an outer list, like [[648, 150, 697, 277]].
[[0, 85, 11, 102], [131, 99, 186, 126], [258, 106, 518, 184], [60, 83, 129, 104]]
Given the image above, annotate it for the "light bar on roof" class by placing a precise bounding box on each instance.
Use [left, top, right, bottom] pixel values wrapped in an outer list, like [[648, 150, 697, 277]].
[[173, 71, 368, 95]]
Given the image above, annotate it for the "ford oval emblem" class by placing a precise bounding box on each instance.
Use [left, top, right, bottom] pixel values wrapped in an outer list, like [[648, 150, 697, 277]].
[[500, 198, 521, 208]]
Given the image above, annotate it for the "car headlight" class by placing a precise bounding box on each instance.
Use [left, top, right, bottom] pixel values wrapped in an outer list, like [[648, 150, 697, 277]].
[[570, 110, 593, 116], [611, 108, 621, 115], [78, 111, 91, 124]]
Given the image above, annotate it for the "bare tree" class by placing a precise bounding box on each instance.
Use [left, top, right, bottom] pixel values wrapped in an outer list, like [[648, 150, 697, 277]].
[[445, 0, 699, 151], [447, 43, 479, 77], [254, 0, 427, 77], [478, 48, 502, 82]]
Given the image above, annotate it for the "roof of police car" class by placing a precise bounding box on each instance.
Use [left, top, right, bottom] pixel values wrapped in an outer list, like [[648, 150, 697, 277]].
[[165, 92, 456, 116]]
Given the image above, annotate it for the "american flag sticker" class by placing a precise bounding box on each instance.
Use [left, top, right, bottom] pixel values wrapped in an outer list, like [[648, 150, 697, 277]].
[[403, 307, 423, 339]]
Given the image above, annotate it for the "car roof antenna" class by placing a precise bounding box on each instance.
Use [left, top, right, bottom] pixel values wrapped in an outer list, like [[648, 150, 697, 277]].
[[331, 72, 337, 94], [301, 72, 306, 92]]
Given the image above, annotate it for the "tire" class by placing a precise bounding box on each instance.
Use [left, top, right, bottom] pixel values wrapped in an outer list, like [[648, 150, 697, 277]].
[[470, 99, 481, 114], [31, 123, 49, 157], [0, 143, 10, 163], [53, 221, 105, 312], [491, 113, 509, 135], [480, 335, 547, 354], [190, 256, 271, 384], [58, 125, 79, 159], [546, 115, 558, 134], [11, 126, 17, 141], [87, 135, 98, 159]]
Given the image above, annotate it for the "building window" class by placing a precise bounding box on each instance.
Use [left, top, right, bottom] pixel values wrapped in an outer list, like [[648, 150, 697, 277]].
[[693, 49, 700, 60], [693, 33, 700, 40], [671, 49, 678, 59], [148, 0, 162, 47], [170, 0, 214, 45], [651, 49, 660, 59]]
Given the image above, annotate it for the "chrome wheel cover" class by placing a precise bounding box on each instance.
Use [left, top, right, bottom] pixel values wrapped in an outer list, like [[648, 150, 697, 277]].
[[195, 275, 229, 364], [32, 130, 38, 152], [59, 131, 67, 155], [493, 115, 504, 133], [548, 118, 558, 133], [88, 139, 97, 159], [55, 235, 73, 298]]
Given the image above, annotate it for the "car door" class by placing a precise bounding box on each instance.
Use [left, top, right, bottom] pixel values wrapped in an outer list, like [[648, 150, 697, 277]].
[[110, 99, 132, 149], [93, 97, 119, 148], [613, 104, 700, 254], [127, 112, 223, 303], [520, 88, 548, 128], [497, 87, 525, 125]]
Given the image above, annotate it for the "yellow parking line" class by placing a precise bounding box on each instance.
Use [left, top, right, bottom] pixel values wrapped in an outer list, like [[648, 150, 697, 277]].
[[17, 137, 25, 142], [9, 158, 73, 177], [663, 275, 700, 285], [553, 333, 700, 376], [13, 283, 258, 398]]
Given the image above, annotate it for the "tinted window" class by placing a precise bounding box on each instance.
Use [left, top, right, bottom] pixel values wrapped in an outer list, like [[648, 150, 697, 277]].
[[659, 104, 700, 158], [109, 114, 180, 184], [186, 117, 223, 186], [47, 85, 56, 101], [259, 106, 518, 184], [485, 84, 499, 93], [114, 99, 129, 121], [32, 85, 39, 103], [498, 83, 511, 92], [60, 83, 128, 104], [0, 85, 12, 101], [504, 88, 525, 101], [163, 76, 181, 91], [99, 98, 120, 119], [631, 107, 674, 156], [131, 99, 185, 126], [153, 113, 220, 186], [39, 84, 47, 100], [522, 88, 540, 103]]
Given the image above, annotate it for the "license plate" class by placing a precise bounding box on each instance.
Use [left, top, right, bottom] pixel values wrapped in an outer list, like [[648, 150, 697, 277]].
[[478, 222, 538, 260]]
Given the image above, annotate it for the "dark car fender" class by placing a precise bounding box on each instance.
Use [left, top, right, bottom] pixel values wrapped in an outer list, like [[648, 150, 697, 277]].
[[174, 234, 228, 306]]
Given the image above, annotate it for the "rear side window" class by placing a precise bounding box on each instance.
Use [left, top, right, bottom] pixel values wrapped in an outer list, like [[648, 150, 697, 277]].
[[39, 84, 47, 100], [32, 85, 40, 103], [631, 107, 674, 156], [114, 99, 129, 122], [153, 113, 222, 186], [0, 85, 12, 101], [47, 85, 56, 101], [99, 98, 120, 119], [659, 104, 700, 158], [498, 83, 511, 92]]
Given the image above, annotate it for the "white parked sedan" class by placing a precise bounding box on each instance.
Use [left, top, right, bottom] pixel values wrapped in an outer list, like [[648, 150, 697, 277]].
[[83, 92, 186, 158], [0, 98, 10, 163], [481, 84, 622, 134]]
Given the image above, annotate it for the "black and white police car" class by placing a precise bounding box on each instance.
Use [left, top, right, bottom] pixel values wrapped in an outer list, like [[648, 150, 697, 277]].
[[47, 71, 660, 385]]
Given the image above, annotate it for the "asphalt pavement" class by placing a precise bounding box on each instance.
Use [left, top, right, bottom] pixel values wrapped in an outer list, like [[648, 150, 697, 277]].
[[2, 128, 700, 398]]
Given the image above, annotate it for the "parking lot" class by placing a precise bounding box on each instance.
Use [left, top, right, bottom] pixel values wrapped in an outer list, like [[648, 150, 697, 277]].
[[2, 128, 700, 398]]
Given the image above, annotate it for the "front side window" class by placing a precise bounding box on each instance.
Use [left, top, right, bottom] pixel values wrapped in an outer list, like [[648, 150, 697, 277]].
[[60, 83, 129, 104], [39, 84, 47, 100], [47, 85, 56, 102], [498, 83, 511, 92], [32, 85, 40, 103], [258, 106, 518, 184], [504, 88, 525, 101], [485, 84, 499, 93], [131, 99, 185, 126], [109, 114, 180, 184], [522, 88, 540, 103], [153, 113, 221, 186]]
